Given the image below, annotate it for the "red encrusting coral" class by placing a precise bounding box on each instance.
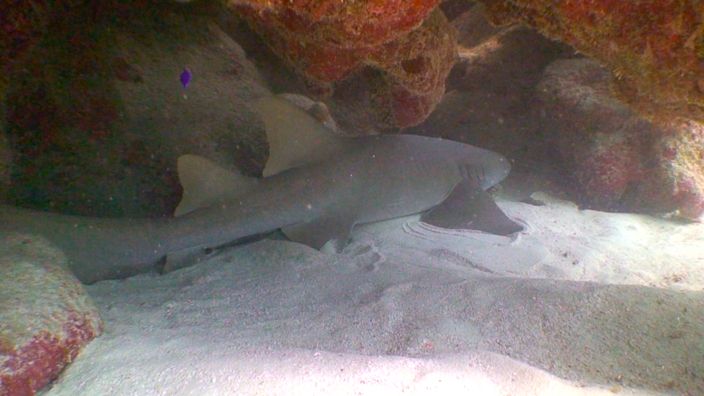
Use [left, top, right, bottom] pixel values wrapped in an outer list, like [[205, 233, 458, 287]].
[[228, 0, 441, 48], [479, 0, 704, 124], [643, 119, 704, 218], [230, 0, 456, 128], [572, 132, 644, 208], [538, 58, 704, 219], [0, 234, 103, 396], [0, 313, 101, 396]]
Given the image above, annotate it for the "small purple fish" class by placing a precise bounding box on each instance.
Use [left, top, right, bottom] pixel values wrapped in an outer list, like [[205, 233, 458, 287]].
[[180, 67, 192, 89]]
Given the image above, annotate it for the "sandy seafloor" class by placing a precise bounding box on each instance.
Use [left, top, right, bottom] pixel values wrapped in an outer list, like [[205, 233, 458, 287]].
[[43, 193, 704, 395]]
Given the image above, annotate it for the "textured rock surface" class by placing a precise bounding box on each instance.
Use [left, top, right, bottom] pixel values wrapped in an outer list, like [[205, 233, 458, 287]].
[[4, 4, 270, 217], [537, 58, 704, 219], [536, 58, 648, 208], [0, 0, 53, 74], [229, 0, 441, 79], [409, 4, 567, 151], [479, 0, 704, 124], [641, 120, 704, 219], [0, 233, 103, 396], [230, 0, 456, 130], [0, 101, 9, 203], [109, 9, 271, 182]]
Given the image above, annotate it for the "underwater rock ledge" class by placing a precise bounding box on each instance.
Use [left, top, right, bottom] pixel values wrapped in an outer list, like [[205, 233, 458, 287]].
[[229, 0, 456, 129], [538, 58, 704, 220], [479, 0, 704, 124]]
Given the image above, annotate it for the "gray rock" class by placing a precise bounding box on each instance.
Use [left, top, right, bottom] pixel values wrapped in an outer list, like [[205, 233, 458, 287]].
[[0, 100, 10, 203], [5, 6, 271, 217], [0, 232, 103, 395], [111, 11, 272, 176]]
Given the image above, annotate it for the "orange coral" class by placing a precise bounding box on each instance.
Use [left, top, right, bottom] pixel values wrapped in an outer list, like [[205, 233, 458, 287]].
[[230, 0, 456, 128], [228, 0, 440, 48], [479, 0, 704, 123]]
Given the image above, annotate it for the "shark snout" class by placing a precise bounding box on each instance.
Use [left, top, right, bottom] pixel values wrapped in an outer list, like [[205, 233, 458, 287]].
[[493, 153, 511, 180], [472, 151, 511, 189]]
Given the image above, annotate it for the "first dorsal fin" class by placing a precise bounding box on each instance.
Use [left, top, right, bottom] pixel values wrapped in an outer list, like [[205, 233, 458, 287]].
[[175, 154, 258, 216], [254, 95, 347, 177]]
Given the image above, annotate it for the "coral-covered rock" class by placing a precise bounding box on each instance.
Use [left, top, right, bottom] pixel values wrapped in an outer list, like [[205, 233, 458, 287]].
[[640, 120, 704, 219], [0, 1, 152, 79], [5, 5, 270, 217], [0, 0, 51, 73], [231, 0, 456, 129], [0, 101, 9, 203], [229, 0, 440, 52], [536, 58, 648, 208], [479, 0, 704, 124], [0, 233, 103, 396], [449, 4, 568, 94], [440, 0, 475, 21], [537, 58, 704, 220], [366, 9, 458, 129], [408, 4, 566, 153]]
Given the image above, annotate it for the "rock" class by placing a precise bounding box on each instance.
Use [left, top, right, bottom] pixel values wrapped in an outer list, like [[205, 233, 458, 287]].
[[0, 0, 52, 73], [478, 0, 704, 124], [5, 4, 271, 217], [448, 4, 569, 95], [439, 0, 475, 21], [408, 4, 567, 157], [365, 9, 457, 130], [0, 99, 10, 203], [0, 233, 103, 396], [278, 93, 343, 135], [230, 0, 456, 131], [230, 0, 441, 57], [637, 120, 704, 220], [536, 58, 648, 208], [537, 58, 704, 220], [110, 8, 271, 179]]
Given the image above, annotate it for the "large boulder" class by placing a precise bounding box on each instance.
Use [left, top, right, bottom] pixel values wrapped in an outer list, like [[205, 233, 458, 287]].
[[638, 119, 704, 219], [0, 100, 9, 203], [408, 3, 567, 152], [479, 0, 704, 124], [229, 0, 456, 132], [4, 3, 270, 217], [537, 58, 704, 220], [0, 233, 103, 396]]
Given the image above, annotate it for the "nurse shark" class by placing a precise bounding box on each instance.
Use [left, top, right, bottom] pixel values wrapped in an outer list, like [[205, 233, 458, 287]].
[[0, 96, 522, 283]]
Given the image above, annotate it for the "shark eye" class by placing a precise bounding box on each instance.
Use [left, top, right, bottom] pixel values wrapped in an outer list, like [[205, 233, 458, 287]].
[[472, 167, 486, 187]]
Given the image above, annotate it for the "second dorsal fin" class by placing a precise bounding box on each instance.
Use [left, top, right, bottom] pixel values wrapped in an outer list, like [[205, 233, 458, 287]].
[[175, 154, 258, 216], [253, 95, 347, 177]]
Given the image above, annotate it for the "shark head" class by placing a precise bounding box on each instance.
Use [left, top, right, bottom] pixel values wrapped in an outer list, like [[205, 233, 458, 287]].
[[441, 141, 511, 191]]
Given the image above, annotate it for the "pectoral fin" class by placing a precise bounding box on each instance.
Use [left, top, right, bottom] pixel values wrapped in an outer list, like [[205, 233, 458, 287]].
[[282, 215, 355, 253], [421, 180, 523, 235]]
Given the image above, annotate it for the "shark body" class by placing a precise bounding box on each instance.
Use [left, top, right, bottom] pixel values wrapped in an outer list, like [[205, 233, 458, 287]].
[[0, 97, 522, 284]]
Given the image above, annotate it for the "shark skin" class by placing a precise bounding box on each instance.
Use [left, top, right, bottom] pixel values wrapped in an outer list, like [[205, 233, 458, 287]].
[[0, 96, 522, 284]]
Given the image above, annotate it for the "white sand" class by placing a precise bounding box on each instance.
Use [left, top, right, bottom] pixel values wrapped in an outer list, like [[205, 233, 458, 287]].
[[44, 194, 704, 395]]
